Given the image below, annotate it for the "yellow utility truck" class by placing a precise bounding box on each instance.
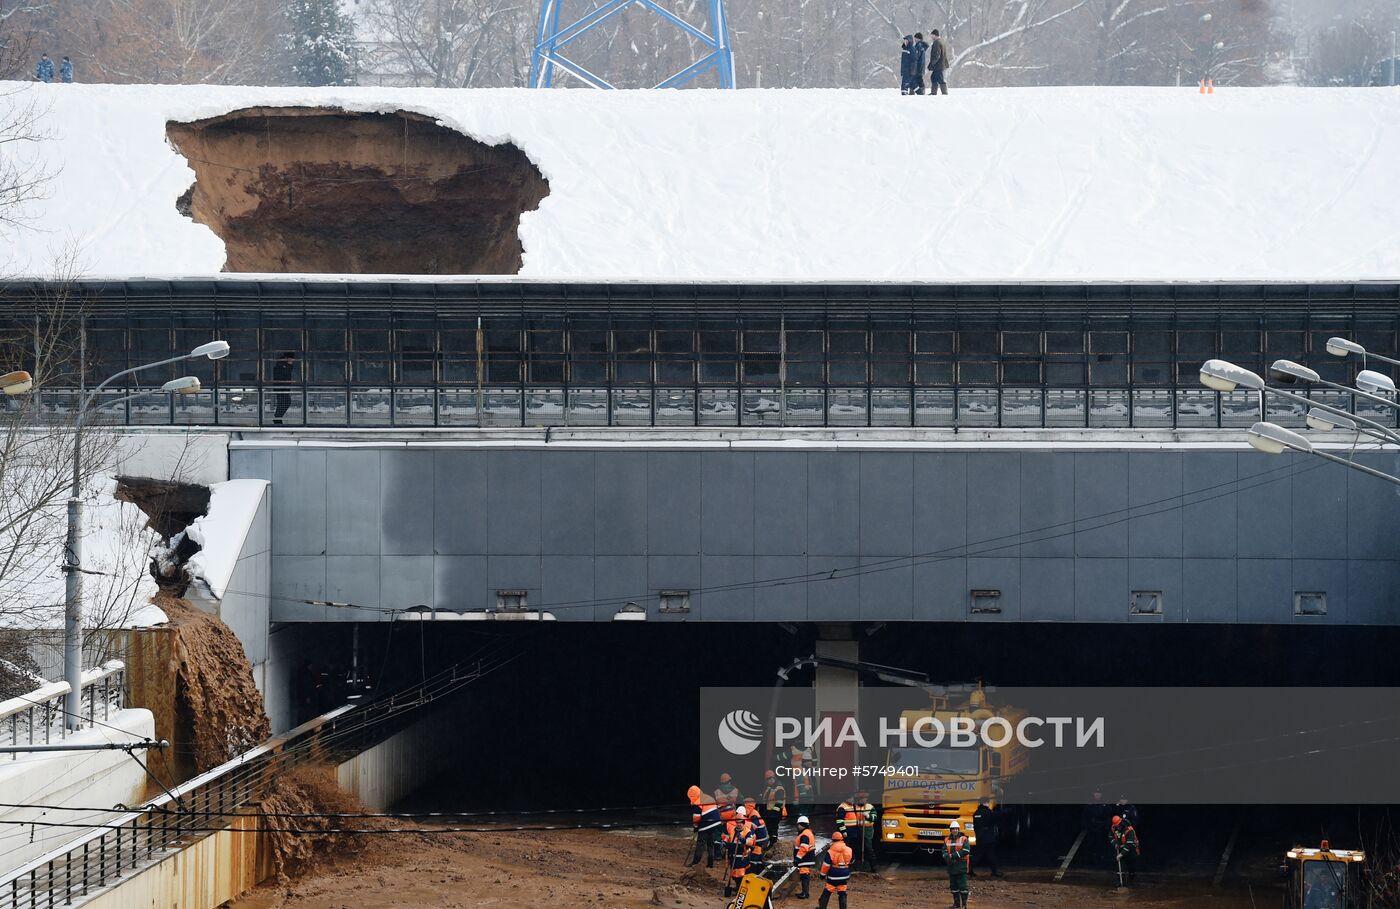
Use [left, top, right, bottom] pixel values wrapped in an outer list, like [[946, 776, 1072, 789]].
[[878, 686, 1030, 853]]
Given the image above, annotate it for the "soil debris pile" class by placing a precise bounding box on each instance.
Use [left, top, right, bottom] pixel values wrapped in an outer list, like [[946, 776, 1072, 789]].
[[255, 764, 381, 882], [160, 594, 270, 773], [166, 107, 549, 275]]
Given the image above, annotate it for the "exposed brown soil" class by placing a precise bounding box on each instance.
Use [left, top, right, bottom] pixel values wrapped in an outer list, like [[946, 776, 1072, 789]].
[[158, 593, 271, 775], [166, 107, 549, 274], [255, 764, 379, 882], [228, 825, 1261, 909]]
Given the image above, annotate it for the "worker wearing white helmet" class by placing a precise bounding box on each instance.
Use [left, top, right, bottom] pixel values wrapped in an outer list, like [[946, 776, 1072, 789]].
[[944, 821, 971, 908], [724, 805, 756, 897], [793, 815, 817, 898]]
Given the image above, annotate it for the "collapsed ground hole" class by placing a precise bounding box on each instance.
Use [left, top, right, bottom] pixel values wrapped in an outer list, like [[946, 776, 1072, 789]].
[[166, 107, 549, 275]]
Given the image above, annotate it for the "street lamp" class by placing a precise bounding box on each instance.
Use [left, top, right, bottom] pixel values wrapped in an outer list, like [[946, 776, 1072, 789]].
[[1201, 358, 1400, 446], [2, 371, 33, 395], [1248, 421, 1400, 488], [62, 342, 228, 729], [1306, 409, 1356, 433], [1326, 337, 1400, 369], [1270, 358, 1400, 417], [1357, 370, 1397, 396]]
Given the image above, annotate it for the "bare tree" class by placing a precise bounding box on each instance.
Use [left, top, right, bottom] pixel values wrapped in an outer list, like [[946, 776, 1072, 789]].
[[359, 0, 529, 86], [0, 0, 49, 79], [48, 0, 283, 84], [0, 85, 50, 246]]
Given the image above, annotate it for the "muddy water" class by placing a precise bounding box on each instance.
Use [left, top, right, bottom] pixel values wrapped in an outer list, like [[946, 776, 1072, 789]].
[[158, 594, 271, 775]]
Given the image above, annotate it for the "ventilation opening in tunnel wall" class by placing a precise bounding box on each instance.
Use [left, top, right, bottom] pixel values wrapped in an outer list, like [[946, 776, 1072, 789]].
[[166, 107, 549, 275]]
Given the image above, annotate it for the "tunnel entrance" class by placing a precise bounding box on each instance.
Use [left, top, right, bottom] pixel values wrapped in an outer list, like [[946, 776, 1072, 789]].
[[166, 107, 549, 275]]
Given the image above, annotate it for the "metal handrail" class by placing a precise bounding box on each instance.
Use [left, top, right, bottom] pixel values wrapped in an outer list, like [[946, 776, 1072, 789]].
[[0, 657, 501, 909], [0, 662, 126, 753]]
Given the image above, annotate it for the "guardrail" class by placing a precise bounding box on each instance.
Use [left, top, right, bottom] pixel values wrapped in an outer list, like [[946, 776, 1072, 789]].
[[18, 384, 1400, 431], [0, 658, 504, 909], [0, 662, 126, 755]]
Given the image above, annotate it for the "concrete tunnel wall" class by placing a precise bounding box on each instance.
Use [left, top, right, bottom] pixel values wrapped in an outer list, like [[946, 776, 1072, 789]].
[[228, 443, 1400, 625]]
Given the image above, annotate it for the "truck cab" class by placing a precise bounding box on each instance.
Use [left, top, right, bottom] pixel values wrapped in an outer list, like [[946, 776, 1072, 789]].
[[878, 688, 1028, 853]]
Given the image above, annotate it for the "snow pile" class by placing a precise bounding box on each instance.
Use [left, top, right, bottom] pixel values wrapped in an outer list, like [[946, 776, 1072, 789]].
[[3, 82, 1400, 282], [185, 479, 268, 599], [0, 477, 165, 631]]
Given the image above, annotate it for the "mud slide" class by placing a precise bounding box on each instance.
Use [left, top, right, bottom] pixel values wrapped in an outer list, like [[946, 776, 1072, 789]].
[[166, 107, 549, 275]]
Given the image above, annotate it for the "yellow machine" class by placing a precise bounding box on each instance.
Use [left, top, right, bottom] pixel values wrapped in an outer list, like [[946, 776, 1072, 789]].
[[878, 686, 1030, 853], [726, 872, 773, 909], [1284, 842, 1367, 909]]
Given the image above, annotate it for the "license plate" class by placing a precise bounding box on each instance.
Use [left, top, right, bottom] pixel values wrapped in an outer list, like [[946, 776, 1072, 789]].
[[917, 830, 941, 838]]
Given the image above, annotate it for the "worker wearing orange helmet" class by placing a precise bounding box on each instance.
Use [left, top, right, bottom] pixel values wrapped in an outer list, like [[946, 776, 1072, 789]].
[[1110, 814, 1140, 886], [744, 797, 770, 873], [687, 784, 723, 867], [715, 772, 742, 815], [818, 830, 854, 909]]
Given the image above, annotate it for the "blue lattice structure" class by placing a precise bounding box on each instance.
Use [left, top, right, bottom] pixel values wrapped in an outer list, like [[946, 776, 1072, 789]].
[[529, 0, 734, 89]]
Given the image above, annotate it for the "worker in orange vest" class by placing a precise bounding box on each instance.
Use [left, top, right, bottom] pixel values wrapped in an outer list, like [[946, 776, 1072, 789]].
[[743, 797, 770, 873], [1110, 814, 1140, 886], [818, 830, 854, 909], [715, 772, 742, 814], [724, 805, 756, 897], [793, 815, 817, 899], [836, 794, 864, 869], [687, 784, 723, 867], [944, 820, 971, 908]]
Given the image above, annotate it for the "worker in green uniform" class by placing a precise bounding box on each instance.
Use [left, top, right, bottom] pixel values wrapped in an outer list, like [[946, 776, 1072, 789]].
[[944, 820, 971, 908]]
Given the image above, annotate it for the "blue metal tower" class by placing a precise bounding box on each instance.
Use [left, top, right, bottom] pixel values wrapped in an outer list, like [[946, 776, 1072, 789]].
[[529, 0, 735, 89]]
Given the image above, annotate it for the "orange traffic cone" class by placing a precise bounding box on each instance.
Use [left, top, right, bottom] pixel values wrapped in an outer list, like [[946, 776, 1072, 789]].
[[1207, 78, 1214, 93], [1198, 79, 1206, 93]]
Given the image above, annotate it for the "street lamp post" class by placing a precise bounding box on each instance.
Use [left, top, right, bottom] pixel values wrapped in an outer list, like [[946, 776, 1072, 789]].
[[61, 341, 228, 728], [1199, 359, 1400, 446], [1248, 421, 1400, 488]]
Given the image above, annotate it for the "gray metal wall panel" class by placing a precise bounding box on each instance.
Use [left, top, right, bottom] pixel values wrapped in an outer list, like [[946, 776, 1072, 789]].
[[1236, 558, 1294, 623], [487, 451, 542, 555], [1075, 453, 1129, 558], [859, 453, 914, 558], [1128, 453, 1184, 559], [1020, 454, 1075, 558], [325, 450, 380, 556], [648, 452, 702, 555], [1181, 558, 1237, 623], [913, 453, 967, 558], [704, 555, 755, 620], [914, 558, 966, 621], [1021, 558, 1076, 621], [541, 451, 596, 555], [541, 555, 594, 622], [271, 449, 326, 556], [1237, 456, 1297, 560], [436, 555, 488, 611], [754, 454, 808, 555], [246, 446, 1397, 625], [435, 451, 489, 555], [701, 452, 754, 556], [381, 450, 435, 556], [966, 454, 1019, 558], [1182, 453, 1238, 559], [594, 453, 648, 556], [807, 454, 860, 555], [755, 555, 807, 620]]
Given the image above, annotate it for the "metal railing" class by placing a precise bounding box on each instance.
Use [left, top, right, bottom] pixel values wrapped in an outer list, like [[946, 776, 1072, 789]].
[[0, 658, 504, 909], [0, 663, 126, 754], [18, 385, 1400, 431]]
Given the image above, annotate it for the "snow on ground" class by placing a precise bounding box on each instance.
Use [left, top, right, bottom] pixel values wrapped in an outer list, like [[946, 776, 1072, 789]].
[[0, 477, 165, 632], [185, 479, 267, 599], [3, 83, 1400, 282]]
